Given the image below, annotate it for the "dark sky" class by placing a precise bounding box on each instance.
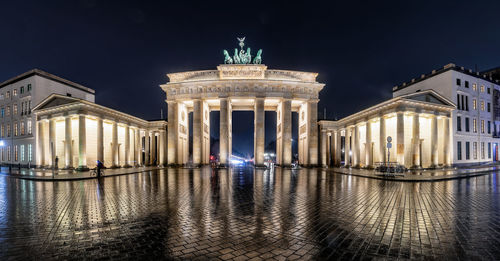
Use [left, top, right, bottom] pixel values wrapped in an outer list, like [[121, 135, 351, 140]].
[[1, 0, 500, 156]]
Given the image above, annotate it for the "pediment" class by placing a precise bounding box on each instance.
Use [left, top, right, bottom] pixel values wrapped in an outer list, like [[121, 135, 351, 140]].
[[33, 95, 80, 111], [402, 91, 454, 106]]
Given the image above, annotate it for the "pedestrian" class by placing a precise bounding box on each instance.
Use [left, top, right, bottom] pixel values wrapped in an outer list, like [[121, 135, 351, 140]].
[[96, 160, 104, 178], [54, 156, 59, 170]]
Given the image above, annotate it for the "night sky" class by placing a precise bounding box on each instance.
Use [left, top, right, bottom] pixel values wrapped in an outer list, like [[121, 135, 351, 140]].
[[1, 0, 500, 157]]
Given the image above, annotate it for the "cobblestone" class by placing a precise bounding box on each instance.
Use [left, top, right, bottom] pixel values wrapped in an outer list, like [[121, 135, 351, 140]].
[[0, 166, 499, 259]]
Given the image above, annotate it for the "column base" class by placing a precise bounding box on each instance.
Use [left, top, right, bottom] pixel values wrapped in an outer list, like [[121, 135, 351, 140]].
[[63, 166, 74, 170], [217, 163, 230, 168], [76, 166, 89, 171], [123, 164, 132, 168], [109, 165, 121, 169], [254, 164, 267, 169]]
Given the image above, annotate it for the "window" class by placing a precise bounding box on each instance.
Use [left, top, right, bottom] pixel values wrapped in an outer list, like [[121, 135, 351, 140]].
[[457, 94, 460, 109], [20, 121, 25, 135], [457, 116, 462, 131], [465, 117, 470, 132], [6, 91, 10, 99], [481, 85, 485, 93], [20, 86, 24, 94], [465, 96, 469, 111], [1, 108, 4, 118], [14, 145, 18, 162], [27, 120, 32, 135], [14, 122, 18, 136], [481, 142, 485, 159], [28, 100, 31, 114], [13, 104, 17, 115], [466, 142, 470, 160], [473, 142, 478, 159], [473, 99, 477, 110], [27, 84, 31, 91], [6, 106, 10, 116], [28, 144, 32, 162], [1, 148, 3, 161], [457, 142, 462, 160], [488, 87, 491, 94], [13, 89, 17, 96], [465, 81, 469, 88], [456, 78, 461, 86], [481, 120, 485, 133], [20, 145, 24, 162], [66, 93, 72, 97], [488, 121, 491, 134], [488, 102, 491, 112], [7, 124, 11, 137], [1, 125, 4, 137], [481, 101, 485, 111], [20, 103, 23, 115], [0, 93, 3, 100], [473, 84, 477, 91], [473, 118, 477, 133], [488, 143, 492, 158], [7, 146, 10, 161]]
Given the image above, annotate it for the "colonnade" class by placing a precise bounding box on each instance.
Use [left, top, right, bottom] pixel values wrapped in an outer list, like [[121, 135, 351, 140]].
[[167, 98, 319, 167], [320, 111, 452, 168], [36, 114, 167, 169]]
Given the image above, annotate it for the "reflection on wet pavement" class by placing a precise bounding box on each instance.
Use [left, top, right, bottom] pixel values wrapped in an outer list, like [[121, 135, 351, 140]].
[[0, 166, 499, 259]]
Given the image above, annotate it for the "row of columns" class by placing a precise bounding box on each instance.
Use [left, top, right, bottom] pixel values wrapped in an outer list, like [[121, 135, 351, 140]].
[[168, 98, 319, 167], [37, 115, 167, 169], [320, 113, 451, 168]]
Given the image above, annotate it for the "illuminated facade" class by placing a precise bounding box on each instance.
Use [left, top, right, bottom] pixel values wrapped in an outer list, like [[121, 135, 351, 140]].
[[161, 64, 325, 167], [0, 69, 95, 167], [33, 94, 167, 169], [319, 90, 455, 168], [393, 63, 500, 165]]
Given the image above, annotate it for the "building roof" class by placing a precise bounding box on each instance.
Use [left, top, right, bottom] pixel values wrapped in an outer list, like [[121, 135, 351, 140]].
[[33, 94, 166, 127], [0, 69, 95, 94], [392, 63, 500, 93], [319, 90, 455, 128]]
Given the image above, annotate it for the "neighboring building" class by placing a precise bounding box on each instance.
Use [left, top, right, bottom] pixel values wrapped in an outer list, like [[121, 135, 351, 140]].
[[392, 63, 500, 165], [0, 69, 95, 167], [33, 94, 167, 169], [319, 90, 455, 168]]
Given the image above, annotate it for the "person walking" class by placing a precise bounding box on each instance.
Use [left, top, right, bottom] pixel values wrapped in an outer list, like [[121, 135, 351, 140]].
[[96, 160, 104, 178]]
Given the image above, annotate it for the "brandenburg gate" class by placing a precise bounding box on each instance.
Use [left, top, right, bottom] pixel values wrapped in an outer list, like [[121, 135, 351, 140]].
[[160, 39, 325, 167]]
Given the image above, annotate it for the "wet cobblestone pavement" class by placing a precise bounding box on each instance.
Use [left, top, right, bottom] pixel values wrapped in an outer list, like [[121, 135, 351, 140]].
[[1, 166, 500, 260]]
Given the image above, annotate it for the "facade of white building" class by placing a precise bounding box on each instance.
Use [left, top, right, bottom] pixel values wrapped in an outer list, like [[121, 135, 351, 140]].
[[0, 69, 95, 167], [392, 63, 500, 165]]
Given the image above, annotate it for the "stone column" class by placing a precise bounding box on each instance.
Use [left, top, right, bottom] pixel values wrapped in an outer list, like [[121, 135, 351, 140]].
[[219, 98, 229, 166], [159, 130, 166, 166], [124, 125, 130, 167], [144, 129, 151, 166], [97, 117, 104, 165], [396, 111, 405, 165], [49, 118, 55, 167], [254, 97, 265, 167], [36, 121, 45, 167], [111, 121, 118, 167], [135, 129, 141, 166], [320, 130, 327, 167], [193, 99, 202, 165], [335, 130, 342, 166], [365, 120, 372, 168], [353, 125, 360, 167], [307, 101, 318, 166], [443, 117, 451, 166], [379, 116, 386, 164], [64, 116, 72, 169], [167, 101, 177, 165], [344, 128, 351, 166], [144, 130, 150, 166], [412, 113, 420, 168], [282, 99, 292, 166], [430, 115, 438, 167], [327, 132, 332, 166], [77, 115, 87, 170], [151, 131, 157, 165]]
